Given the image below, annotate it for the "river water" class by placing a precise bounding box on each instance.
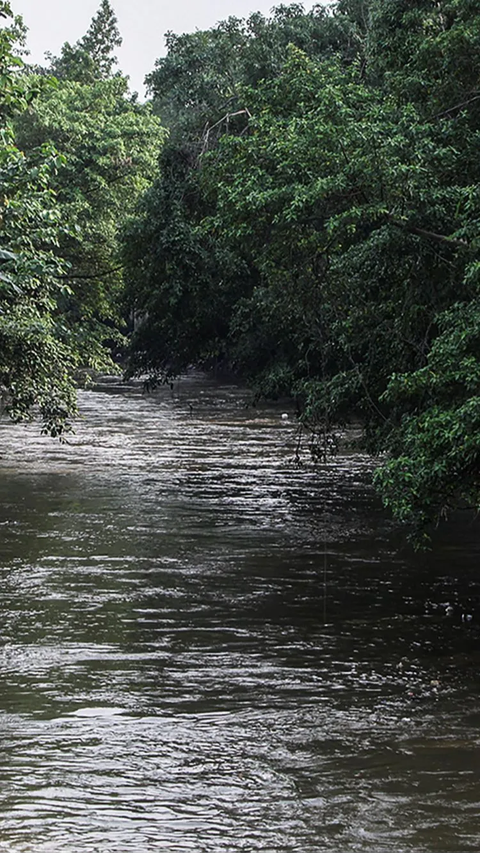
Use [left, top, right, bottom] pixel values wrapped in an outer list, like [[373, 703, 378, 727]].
[[0, 375, 479, 852]]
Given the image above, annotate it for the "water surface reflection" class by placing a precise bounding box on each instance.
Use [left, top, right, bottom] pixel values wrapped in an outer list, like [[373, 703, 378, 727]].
[[0, 375, 479, 852]]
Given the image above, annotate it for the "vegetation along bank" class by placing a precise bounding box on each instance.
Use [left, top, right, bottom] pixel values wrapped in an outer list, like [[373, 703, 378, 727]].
[[1, 0, 480, 543]]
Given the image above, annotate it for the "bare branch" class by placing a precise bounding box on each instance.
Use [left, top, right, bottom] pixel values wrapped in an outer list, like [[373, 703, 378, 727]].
[[200, 108, 252, 156], [430, 92, 480, 121], [56, 264, 125, 281], [387, 214, 469, 250]]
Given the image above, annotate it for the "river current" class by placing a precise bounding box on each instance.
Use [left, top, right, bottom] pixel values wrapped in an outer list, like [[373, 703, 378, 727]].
[[0, 375, 479, 852]]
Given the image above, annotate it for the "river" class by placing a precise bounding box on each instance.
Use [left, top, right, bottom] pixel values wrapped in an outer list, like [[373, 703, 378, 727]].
[[0, 374, 479, 852]]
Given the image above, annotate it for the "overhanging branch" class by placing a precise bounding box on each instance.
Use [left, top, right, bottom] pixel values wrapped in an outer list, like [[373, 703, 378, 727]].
[[387, 214, 469, 250], [56, 264, 125, 281], [430, 93, 480, 121]]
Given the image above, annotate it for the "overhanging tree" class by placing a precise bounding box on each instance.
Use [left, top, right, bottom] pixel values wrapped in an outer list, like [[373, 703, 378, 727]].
[[16, 1, 165, 374], [0, 1, 77, 434], [123, 0, 480, 542]]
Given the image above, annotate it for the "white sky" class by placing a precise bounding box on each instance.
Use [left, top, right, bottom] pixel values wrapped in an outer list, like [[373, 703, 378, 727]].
[[12, 0, 318, 96]]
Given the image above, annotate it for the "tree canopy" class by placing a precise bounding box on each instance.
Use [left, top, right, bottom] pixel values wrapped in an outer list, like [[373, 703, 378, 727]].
[[2, 0, 480, 541], [122, 0, 480, 543], [0, 1, 163, 433], [0, 1, 77, 434], [47, 0, 123, 83]]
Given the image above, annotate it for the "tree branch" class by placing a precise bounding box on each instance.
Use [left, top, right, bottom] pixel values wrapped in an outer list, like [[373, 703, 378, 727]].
[[387, 214, 469, 250], [56, 264, 125, 281], [200, 108, 252, 156], [430, 93, 480, 121]]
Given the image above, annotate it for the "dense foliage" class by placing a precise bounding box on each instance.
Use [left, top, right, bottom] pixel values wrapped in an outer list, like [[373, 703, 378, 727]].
[[0, 1, 163, 432], [0, 1, 76, 434], [2, 0, 480, 540], [122, 0, 480, 542], [15, 74, 163, 371]]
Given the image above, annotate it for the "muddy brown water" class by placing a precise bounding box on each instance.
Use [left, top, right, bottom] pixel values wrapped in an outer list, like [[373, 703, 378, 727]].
[[0, 374, 479, 852]]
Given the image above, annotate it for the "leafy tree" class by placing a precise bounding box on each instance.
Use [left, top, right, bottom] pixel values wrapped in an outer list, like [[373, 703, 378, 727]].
[[123, 0, 480, 542], [15, 75, 164, 371], [15, 1, 165, 374], [0, 1, 77, 434], [80, 0, 122, 76], [122, 142, 249, 380], [47, 0, 122, 84], [124, 3, 365, 381], [367, 0, 480, 113], [146, 4, 365, 142], [0, 0, 164, 434]]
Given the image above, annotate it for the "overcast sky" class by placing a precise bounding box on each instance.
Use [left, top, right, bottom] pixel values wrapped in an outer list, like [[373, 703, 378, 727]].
[[12, 0, 317, 96]]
